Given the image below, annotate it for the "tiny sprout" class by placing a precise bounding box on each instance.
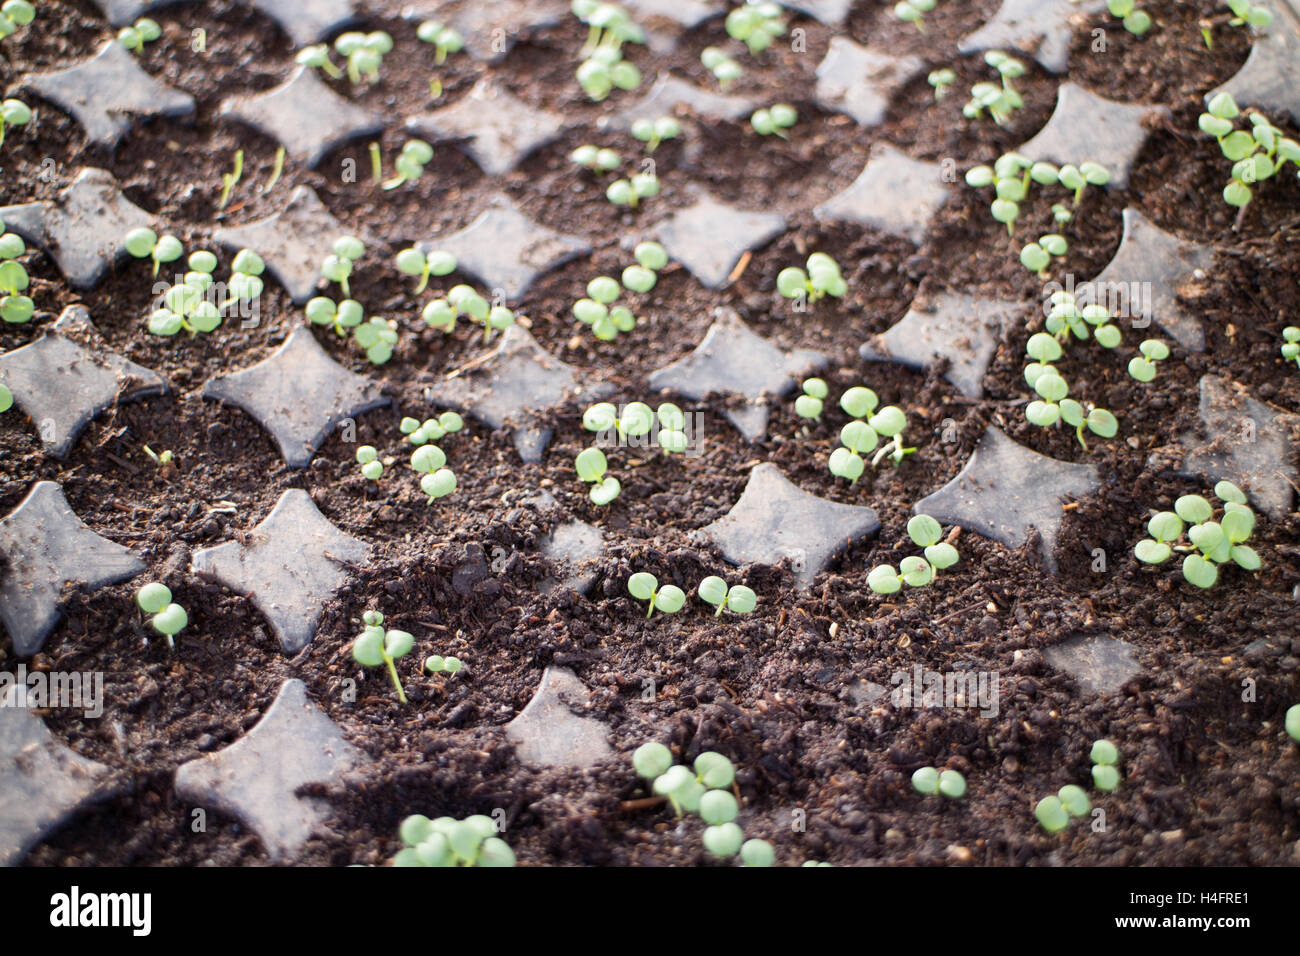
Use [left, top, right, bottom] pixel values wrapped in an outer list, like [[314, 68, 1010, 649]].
[[631, 116, 681, 152], [751, 103, 797, 138], [1282, 327, 1300, 368], [893, 0, 936, 32], [697, 576, 757, 616], [417, 20, 465, 64], [0, 97, 32, 148], [420, 468, 457, 505], [572, 144, 622, 173], [1059, 161, 1111, 206], [117, 17, 161, 53], [777, 252, 847, 304], [927, 68, 956, 100], [741, 839, 775, 867], [1020, 234, 1068, 278], [424, 654, 463, 676], [1287, 703, 1300, 743], [0, 228, 30, 323], [725, 0, 785, 54], [1035, 785, 1090, 832], [633, 741, 673, 780], [354, 317, 399, 364], [1226, 0, 1273, 29], [911, 766, 967, 799], [143, 445, 175, 475], [320, 234, 365, 296], [0, 383, 12, 412], [402, 410, 463, 446], [383, 139, 434, 190], [0, 0, 33, 38], [395, 247, 456, 295], [1128, 338, 1170, 381], [296, 43, 343, 78], [627, 571, 686, 618], [701, 46, 743, 86], [352, 610, 413, 703], [1090, 738, 1122, 792], [703, 822, 744, 858], [335, 30, 393, 85], [217, 148, 243, 211], [136, 582, 186, 649], [307, 295, 364, 338], [356, 445, 383, 481], [1134, 482, 1260, 588], [393, 814, 515, 867], [575, 446, 621, 505], [424, 284, 514, 343], [606, 171, 659, 207], [868, 514, 959, 594], [1051, 202, 1073, 224], [222, 248, 265, 312], [655, 403, 689, 454], [1106, 0, 1152, 35], [795, 378, 829, 419], [124, 227, 183, 277], [584, 400, 652, 438]]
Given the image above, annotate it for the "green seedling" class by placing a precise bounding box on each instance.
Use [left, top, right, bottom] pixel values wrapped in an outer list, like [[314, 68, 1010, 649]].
[[147, 251, 226, 337], [1020, 234, 1068, 279], [143, 445, 175, 473], [740, 839, 775, 867], [1134, 481, 1261, 588], [419, 467, 456, 505], [606, 171, 659, 207], [117, 17, 161, 53], [355, 317, 399, 364], [0, 97, 31, 148], [417, 20, 465, 64], [967, 154, 1110, 235], [698, 576, 757, 616], [795, 378, 829, 419], [1045, 291, 1121, 347], [777, 252, 847, 306], [726, 0, 785, 53], [424, 654, 463, 677], [1282, 327, 1300, 368], [1023, 337, 1117, 448], [927, 68, 956, 100], [632, 116, 682, 152], [0, 383, 12, 412], [1107, 0, 1152, 34], [0, 226, 31, 324], [0, 0, 34, 39], [395, 248, 456, 295], [623, 240, 668, 291], [1199, 93, 1300, 218], [573, 277, 636, 339], [575, 446, 621, 504], [584, 400, 653, 438], [635, 748, 762, 861], [1090, 739, 1122, 792], [320, 235, 365, 297], [571, 144, 622, 173], [306, 295, 364, 337], [751, 103, 797, 137], [368, 141, 383, 183], [829, 387, 916, 481], [265, 146, 286, 193], [221, 248, 266, 312], [963, 51, 1026, 126], [335, 30, 393, 85], [393, 814, 515, 867], [577, 45, 642, 100], [136, 582, 186, 649], [701, 46, 743, 86], [627, 572, 686, 618], [868, 514, 959, 593], [124, 227, 183, 278], [352, 610, 413, 703], [1127, 338, 1170, 381], [1287, 703, 1300, 743], [1226, 0, 1273, 29], [911, 766, 967, 799], [893, 0, 936, 31], [383, 140, 434, 190], [572, 3, 644, 101], [654, 402, 690, 454], [356, 445, 383, 481], [218, 149, 243, 211], [400, 410, 464, 446], [423, 284, 515, 344], [296, 43, 343, 78], [1035, 785, 1091, 832]]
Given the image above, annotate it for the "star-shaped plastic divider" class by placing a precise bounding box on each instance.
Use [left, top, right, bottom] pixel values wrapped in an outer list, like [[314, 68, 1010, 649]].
[[1077, 208, 1216, 352], [88, 0, 357, 46], [21, 40, 195, 149], [624, 0, 726, 30], [1043, 634, 1141, 696], [201, 325, 389, 468], [958, 0, 1108, 74], [813, 143, 951, 245], [649, 192, 786, 290], [1016, 83, 1168, 191], [0, 481, 145, 657], [416, 194, 591, 303], [424, 324, 613, 463], [174, 679, 365, 861], [87, 0, 197, 28], [914, 426, 1100, 573], [813, 37, 925, 128], [0, 685, 125, 866], [212, 185, 361, 305], [648, 307, 827, 442], [1207, 6, 1300, 126], [0, 168, 153, 290], [694, 462, 881, 587], [0, 305, 167, 458], [1170, 375, 1299, 520], [859, 292, 1025, 399], [406, 77, 567, 177], [610, 73, 759, 131], [403, 0, 568, 63], [779, 0, 853, 23], [219, 67, 382, 169], [191, 490, 367, 654], [505, 667, 613, 769]]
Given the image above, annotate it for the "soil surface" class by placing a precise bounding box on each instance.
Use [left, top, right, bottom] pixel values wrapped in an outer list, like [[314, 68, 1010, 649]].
[[2, 0, 1299, 867]]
